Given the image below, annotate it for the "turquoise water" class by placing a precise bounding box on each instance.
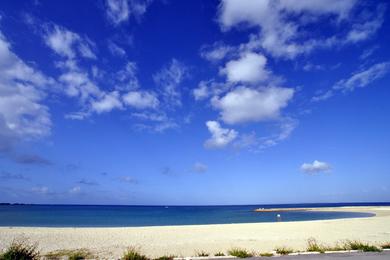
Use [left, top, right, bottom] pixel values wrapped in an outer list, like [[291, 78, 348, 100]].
[[0, 203, 384, 227]]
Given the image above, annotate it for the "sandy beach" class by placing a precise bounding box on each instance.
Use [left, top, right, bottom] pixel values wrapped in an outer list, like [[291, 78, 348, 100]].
[[1, 206, 390, 258]]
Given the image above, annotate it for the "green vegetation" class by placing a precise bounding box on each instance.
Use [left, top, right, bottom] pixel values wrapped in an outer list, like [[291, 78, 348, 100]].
[[275, 246, 293, 255], [214, 252, 225, 256], [259, 252, 273, 257], [45, 249, 93, 260], [306, 238, 326, 253], [345, 241, 382, 252], [122, 247, 149, 260], [196, 251, 209, 257], [381, 242, 390, 249], [227, 248, 253, 258], [154, 255, 175, 260], [0, 239, 39, 260]]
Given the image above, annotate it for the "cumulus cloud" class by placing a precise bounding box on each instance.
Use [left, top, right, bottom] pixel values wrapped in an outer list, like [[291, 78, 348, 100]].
[[122, 91, 159, 109], [301, 160, 331, 174], [153, 59, 188, 107], [204, 120, 238, 149], [220, 52, 269, 84], [212, 86, 294, 124], [105, 0, 153, 25]]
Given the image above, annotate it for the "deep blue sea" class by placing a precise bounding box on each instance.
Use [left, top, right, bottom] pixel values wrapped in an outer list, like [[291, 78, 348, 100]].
[[0, 202, 388, 227]]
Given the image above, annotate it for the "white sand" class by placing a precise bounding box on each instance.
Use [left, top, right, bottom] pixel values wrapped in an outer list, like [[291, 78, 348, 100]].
[[1, 206, 390, 258]]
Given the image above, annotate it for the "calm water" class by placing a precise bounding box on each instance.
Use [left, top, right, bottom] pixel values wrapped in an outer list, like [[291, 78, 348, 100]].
[[0, 202, 387, 227]]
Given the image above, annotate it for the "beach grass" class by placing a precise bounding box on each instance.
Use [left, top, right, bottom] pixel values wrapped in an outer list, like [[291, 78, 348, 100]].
[[45, 249, 93, 260], [196, 251, 209, 257], [214, 252, 225, 256], [0, 238, 39, 260], [122, 247, 149, 260], [259, 252, 273, 257], [227, 248, 253, 258], [275, 246, 293, 255], [306, 238, 326, 253], [154, 255, 176, 260], [345, 240, 382, 252], [381, 242, 390, 249]]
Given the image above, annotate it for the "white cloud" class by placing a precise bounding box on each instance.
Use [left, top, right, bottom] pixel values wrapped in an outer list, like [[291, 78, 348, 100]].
[[193, 81, 210, 101], [193, 80, 230, 102], [301, 160, 331, 174], [44, 24, 96, 60], [220, 52, 269, 84], [108, 40, 126, 57], [212, 86, 294, 124], [345, 5, 385, 43], [116, 62, 139, 90], [69, 186, 81, 194], [105, 0, 129, 25], [123, 90, 159, 109], [234, 117, 298, 151], [91, 91, 123, 113], [0, 31, 52, 146], [278, 0, 356, 16], [105, 0, 153, 25], [218, 0, 379, 59], [193, 162, 208, 173], [333, 62, 390, 92], [200, 42, 234, 62], [313, 62, 390, 101], [119, 176, 138, 184], [153, 59, 188, 107], [204, 120, 237, 149], [259, 117, 297, 149], [31, 186, 49, 194], [59, 71, 102, 101], [64, 111, 90, 120]]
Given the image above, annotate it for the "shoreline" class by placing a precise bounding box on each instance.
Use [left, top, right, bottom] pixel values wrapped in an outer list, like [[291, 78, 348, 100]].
[[1, 206, 389, 258]]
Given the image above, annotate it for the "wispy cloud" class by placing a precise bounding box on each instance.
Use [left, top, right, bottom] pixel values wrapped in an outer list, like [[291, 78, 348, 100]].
[[105, 0, 154, 26], [0, 171, 29, 181], [193, 162, 208, 173], [313, 62, 390, 101], [118, 176, 138, 184], [12, 154, 52, 166], [153, 59, 189, 108], [77, 179, 98, 186]]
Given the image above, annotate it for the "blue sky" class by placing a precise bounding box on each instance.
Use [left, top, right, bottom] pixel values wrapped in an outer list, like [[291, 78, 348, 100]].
[[0, 0, 389, 205]]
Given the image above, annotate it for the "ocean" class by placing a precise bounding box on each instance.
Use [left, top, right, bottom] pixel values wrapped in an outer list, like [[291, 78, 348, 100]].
[[0, 202, 388, 227]]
